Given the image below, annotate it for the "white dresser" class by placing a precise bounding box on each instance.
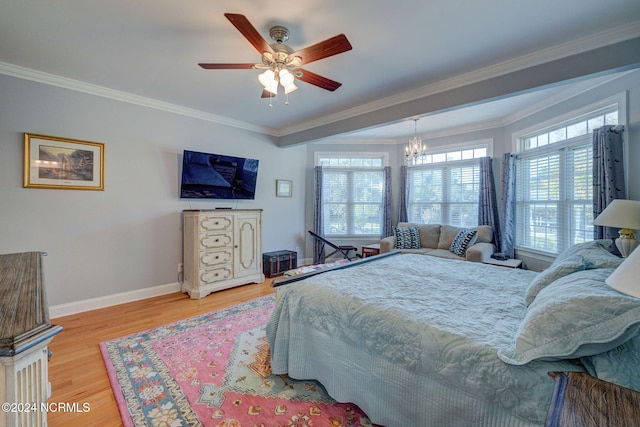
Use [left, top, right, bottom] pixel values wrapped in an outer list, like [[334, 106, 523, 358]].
[[182, 209, 264, 299]]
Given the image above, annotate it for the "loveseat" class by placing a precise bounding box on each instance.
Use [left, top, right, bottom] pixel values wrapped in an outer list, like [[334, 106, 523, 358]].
[[379, 222, 496, 262]]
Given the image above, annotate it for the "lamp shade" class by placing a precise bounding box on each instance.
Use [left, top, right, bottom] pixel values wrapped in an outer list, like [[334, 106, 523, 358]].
[[606, 246, 640, 298], [593, 199, 640, 230]]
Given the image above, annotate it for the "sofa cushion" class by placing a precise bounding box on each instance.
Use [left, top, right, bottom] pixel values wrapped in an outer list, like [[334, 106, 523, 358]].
[[397, 222, 441, 249], [418, 224, 441, 248], [428, 248, 465, 260], [473, 225, 494, 243], [437, 225, 463, 249], [449, 229, 478, 256], [394, 226, 421, 249]]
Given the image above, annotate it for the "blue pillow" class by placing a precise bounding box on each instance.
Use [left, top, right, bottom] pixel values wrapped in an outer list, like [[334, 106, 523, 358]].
[[554, 239, 623, 269], [581, 334, 640, 393], [449, 229, 477, 257], [524, 256, 587, 306], [394, 226, 421, 249], [498, 268, 640, 365]]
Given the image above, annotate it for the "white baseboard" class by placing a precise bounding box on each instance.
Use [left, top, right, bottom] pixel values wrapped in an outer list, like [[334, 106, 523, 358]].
[[49, 282, 182, 319]]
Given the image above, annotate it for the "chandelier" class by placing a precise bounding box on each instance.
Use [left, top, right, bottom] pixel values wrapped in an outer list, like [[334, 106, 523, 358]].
[[405, 118, 426, 165]]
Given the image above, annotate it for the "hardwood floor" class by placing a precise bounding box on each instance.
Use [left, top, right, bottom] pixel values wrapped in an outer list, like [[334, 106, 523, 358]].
[[47, 280, 275, 427]]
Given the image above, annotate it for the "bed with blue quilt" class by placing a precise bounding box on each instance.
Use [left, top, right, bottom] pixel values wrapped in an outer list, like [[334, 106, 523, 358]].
[[266, 240, 640, 426]]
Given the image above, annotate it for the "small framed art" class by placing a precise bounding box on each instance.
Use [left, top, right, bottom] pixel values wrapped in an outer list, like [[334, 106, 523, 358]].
[[24, 133, 105, 190], [276, 179, 292, 197]]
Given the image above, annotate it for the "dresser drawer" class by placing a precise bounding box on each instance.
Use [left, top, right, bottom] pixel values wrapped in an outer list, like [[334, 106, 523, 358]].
[[200, 265, 233, 284], [200, 249, 233, 267], [199, 232, 233, 250], [198, 215, 232, 232]]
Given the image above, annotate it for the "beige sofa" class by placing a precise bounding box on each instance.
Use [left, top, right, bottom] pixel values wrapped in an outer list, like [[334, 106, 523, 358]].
[[380, 222, 496, 262]]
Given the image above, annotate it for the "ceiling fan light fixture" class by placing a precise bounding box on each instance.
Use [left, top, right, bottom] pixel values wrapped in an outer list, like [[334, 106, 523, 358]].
[[279, 69, 295, 86], [258, 69, 276, 88], [200, 14, 352, 106], [284, 83, 298, 94]]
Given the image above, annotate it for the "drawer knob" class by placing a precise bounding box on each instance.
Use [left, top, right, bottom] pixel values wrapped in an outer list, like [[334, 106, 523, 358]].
[[215, 238, 220, 242]]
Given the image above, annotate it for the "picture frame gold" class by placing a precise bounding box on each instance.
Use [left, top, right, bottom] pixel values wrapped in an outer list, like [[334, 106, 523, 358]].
[[276, 179, 292, 197], [24, 133, 105, 190]]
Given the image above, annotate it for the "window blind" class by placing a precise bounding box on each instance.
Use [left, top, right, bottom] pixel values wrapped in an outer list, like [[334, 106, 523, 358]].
[[515, 135, 593, 254], [322, 168, 384, 236], [407, 161, 479, 227]]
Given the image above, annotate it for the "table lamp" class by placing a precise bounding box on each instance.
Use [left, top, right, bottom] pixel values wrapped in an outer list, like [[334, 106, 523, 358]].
[[593, 199, 640, 257], [606, 246, 640, 298]]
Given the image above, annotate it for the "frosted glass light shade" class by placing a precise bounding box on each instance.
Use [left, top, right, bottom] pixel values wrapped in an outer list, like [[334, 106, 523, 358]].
[[606, 247, 640, 298]]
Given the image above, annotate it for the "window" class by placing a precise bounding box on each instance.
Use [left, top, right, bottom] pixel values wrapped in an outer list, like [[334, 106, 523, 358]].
[[515, 106, 618, 254], [407, 145, 487, 227], [317, 153, 386, 237]]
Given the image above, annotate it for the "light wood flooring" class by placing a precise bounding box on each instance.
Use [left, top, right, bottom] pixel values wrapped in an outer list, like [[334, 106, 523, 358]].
[[47, 280, 275, 427]]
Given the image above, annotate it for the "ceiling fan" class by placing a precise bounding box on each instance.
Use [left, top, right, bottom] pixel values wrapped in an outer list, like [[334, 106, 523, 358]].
[[199, 13, 352, 100]]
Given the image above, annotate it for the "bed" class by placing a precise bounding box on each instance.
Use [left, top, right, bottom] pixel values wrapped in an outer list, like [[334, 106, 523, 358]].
[[266, 241, 640, 426]]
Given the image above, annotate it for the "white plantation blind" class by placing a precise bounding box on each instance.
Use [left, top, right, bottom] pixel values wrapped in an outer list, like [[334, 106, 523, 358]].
[[407, 160, 480, 227], [514, 103, 618, 255], [516, 136, 594, 254], [317, 153, 386, 237]]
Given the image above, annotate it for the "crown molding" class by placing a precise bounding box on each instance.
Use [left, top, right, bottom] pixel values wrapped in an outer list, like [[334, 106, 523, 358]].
[[279, 19, 640, 137], [327, 69, 635, 143], [0, 62, 280, 137]]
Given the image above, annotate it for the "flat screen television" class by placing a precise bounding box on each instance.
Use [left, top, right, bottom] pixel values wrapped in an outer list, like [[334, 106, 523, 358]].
[[180, 150, 259, 200]]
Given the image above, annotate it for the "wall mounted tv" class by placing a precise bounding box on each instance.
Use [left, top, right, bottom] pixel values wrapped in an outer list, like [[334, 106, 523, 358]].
[[180, 150, 259, 200]]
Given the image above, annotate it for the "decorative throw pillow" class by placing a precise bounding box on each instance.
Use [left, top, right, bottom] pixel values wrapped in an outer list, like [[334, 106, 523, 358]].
[[498, 268, 640, 365], [394, 226, 421, 249], [449, 229, 477, 257], [524, 255, 587, 306]]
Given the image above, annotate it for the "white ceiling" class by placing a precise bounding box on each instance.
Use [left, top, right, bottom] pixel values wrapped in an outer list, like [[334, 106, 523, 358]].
[[1, 0, 639, 143]]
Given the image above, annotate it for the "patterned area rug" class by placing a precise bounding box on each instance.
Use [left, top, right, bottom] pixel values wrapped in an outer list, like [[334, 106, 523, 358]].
[[100, 295, 374, 426]]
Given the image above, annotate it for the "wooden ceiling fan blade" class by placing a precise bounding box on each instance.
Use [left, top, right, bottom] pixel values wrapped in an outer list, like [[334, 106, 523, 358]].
[[199, 63, 256, 69], [290, 34, 352, 65], [224, 13, 273, 55], [294, 68, 342, 91]]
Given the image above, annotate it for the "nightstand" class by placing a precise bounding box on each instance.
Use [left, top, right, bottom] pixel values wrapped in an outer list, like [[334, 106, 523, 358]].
[[482, 258, 522, 268], [546, 372, 640, 427], [361, 243, 380, 257]]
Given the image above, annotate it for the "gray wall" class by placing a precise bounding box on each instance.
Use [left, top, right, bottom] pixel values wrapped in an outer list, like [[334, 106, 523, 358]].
[[0, 74, 307, 306], [2, 68, 638, 307]]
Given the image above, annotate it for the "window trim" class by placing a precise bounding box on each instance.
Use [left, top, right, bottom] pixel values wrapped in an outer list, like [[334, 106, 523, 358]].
[[314, 151, 389, 167], [315, 152, 388, 238], [405, 138, 489, 227], [512, 92, 627, 152], [406, 138, 493, 167], [512, 92, 628, 257]]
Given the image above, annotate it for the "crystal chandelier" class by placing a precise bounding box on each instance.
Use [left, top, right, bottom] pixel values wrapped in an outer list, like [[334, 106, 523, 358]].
[[405, 118, 426, 165]]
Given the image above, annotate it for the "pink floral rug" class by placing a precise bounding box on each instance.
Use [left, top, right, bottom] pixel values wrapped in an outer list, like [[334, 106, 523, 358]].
[[100, 295, 374, 426]]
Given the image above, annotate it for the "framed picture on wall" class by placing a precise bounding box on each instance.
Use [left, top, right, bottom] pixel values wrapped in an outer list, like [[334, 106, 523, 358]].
[[24, 133, 105, 190], [276, 179, 292, 197]]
